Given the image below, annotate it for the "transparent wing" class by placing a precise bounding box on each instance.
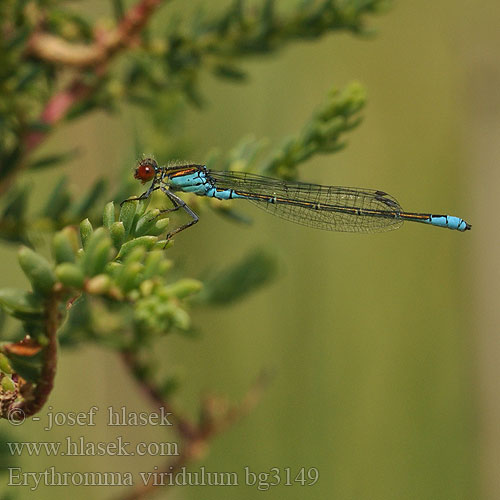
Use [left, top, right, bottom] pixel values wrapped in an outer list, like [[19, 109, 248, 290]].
[[207, 170, 404, 233]]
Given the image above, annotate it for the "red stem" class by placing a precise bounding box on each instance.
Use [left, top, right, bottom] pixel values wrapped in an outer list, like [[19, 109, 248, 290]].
[[0, 0, 167, 195], [24, 79, 90, 154], [8, 295, 59, 419]]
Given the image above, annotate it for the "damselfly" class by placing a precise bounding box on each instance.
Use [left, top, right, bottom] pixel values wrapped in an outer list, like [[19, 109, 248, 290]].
[[121, 158, 471, 239]]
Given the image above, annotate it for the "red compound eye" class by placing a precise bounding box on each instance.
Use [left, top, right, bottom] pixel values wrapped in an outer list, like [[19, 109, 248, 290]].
[[134, 159, 156, 183]]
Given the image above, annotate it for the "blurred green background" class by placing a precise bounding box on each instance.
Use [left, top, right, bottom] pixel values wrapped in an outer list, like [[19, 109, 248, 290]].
[[3, 0, 499, 499]]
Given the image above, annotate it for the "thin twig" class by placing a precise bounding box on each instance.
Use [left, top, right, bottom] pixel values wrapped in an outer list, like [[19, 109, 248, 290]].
[[116, 450, 193, 500], [117, 362, 271, 500], [120, 349, 198, 440], [24, 78, 90, 154], [0, 0, 168, 196], [7, 295, 60, 419], [27, 0, 166, 68], [200, 369, 272, 437]]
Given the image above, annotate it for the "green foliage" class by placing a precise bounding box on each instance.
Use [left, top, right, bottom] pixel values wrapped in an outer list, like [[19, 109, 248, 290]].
[[0, 0, 386, 181], [0, 0, 386, 433], [6, 349, 44, 384], [18, 246, 57, 295], [263, 83, 366, 177], [0, 289, 43, 319], [0, 82, 364, 247], [0, 200, 206, 407], [128, 0, 388, 105], [0, 162, 135, 245], [199, 249, 278, 305], [206, 82, 366, 181]]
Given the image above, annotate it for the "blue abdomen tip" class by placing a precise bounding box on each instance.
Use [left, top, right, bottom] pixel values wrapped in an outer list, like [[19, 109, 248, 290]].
[[430, 215, 471, 231]]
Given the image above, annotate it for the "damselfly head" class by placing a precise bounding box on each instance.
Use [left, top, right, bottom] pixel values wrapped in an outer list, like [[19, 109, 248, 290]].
[[134, 158, 158, 183]]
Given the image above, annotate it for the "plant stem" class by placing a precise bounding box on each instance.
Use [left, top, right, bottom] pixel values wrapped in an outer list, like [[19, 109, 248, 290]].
[[8, 295, 60, 419]]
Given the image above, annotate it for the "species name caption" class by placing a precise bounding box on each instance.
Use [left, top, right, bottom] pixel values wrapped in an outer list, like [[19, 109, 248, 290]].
[[6, 405, 320, 491]]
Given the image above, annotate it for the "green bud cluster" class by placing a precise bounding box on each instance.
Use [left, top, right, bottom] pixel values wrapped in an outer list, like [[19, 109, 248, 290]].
[[0, 200, 202, 351]]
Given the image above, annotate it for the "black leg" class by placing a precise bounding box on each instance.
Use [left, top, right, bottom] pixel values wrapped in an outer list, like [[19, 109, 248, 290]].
[[146, 194, 182, 223], [120, 186, 159, 207], [160, 187, 199, 240]]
